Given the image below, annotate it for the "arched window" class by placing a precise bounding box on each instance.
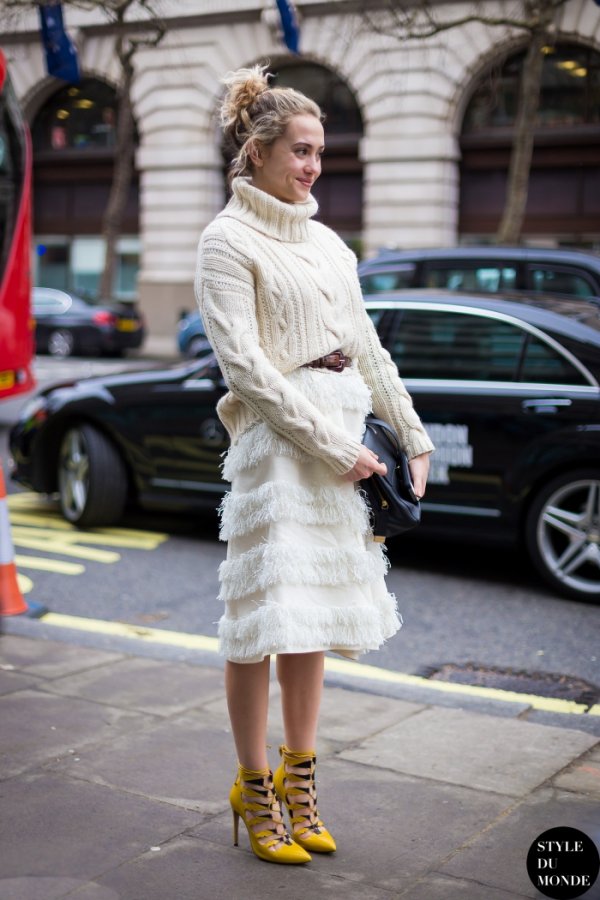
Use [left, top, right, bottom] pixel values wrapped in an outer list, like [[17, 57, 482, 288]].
[[459, 43, 600, 245], [463, 44, 600, 132], [271, 63, 363, 246], [31, 78, 140, 300], [32, 79, 119, 152], [270, 63, 363, 135]]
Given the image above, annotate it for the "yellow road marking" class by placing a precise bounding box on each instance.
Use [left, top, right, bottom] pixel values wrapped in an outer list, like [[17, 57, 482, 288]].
[[323, 657, 599, 716], [6, 492, 40, 505], [11, 525, 164, 551], [9, 511, 79, 530], [16, 573, 33, 594], [42, 612, 219, 652], [7, 494, 167, 535], [13, 536, 120, 563], [9, 510, 168, 545], [14, 555, 85, 575], [38, 612, 600, 717]]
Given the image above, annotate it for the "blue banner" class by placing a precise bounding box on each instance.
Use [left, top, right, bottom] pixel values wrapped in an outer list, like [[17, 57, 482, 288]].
[[275, 0, 300, 54], [38, 3, 80, 84]]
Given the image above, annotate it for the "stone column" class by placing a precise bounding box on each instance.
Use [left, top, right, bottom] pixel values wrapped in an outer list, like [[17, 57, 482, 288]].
[[136, 140, 224, 338]]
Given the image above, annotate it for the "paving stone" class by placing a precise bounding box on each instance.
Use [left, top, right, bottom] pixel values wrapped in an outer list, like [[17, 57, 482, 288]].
[[439, 787, 600, 898], [339, 707, 598, 795], [315, 686, 424, 744], [191, 756, 513, 893], [202, 683, 414, 757], [0, 668, 41, 695], [0, 635, 124, 679], [201, 683, 341, 761], [553, 744, 600, 797], [43, 657, 225, 716], [83, 833, 412, 900], [0, 773, 201, 881], [47, 711, 235, 812], [0, 689, 151, 778], [395, 873, 532, 900], [0, 877, 117, 900]]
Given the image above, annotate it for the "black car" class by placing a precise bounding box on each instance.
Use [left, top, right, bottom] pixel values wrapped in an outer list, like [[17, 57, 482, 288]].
[[358, 246, 600, 300], [33, 287, 145, 357], [10, 291, 600, 603]]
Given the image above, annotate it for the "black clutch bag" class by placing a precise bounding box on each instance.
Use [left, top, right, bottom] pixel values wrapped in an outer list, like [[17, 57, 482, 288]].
[[360, 415, 421, 542]]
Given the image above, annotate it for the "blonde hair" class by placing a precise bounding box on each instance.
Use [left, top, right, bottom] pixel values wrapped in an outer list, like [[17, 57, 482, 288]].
[[220, 65, 323, 183]]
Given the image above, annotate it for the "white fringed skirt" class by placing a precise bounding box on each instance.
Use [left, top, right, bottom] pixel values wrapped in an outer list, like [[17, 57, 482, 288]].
[[217, 365, 402, 664]]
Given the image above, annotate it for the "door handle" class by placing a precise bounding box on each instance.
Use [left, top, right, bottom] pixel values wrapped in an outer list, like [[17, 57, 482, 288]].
[[521, 398, 572, 414]]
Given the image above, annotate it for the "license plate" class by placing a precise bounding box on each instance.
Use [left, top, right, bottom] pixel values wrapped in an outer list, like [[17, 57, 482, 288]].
[[116, 319, 139, 332], [0, 370, 15, 390]]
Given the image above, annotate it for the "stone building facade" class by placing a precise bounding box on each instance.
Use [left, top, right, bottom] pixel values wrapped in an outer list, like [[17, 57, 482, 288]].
[[3, 0, 600, 337]]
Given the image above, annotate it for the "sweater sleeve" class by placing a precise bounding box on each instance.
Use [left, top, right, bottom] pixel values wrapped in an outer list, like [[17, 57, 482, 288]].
[[357, 309, 435, 459], [195, 228, 362, 475]]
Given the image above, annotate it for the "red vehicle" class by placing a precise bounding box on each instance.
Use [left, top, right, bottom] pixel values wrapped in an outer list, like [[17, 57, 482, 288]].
[[0, 48, 34, 400]]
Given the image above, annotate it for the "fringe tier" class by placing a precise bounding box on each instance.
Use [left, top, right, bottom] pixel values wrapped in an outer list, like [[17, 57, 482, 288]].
[[219, 481, 371, 541], [217, 365, 402, 663]]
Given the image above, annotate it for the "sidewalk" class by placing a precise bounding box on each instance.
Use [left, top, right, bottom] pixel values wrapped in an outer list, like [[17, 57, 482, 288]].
[[0, 631, 599, 900]]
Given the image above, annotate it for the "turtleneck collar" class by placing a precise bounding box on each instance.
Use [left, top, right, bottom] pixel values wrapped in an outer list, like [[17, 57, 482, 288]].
[[218, 177, 318, 243]]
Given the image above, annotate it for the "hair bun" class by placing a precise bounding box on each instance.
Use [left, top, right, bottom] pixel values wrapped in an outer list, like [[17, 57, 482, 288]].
[[220, 65, 270, 136]]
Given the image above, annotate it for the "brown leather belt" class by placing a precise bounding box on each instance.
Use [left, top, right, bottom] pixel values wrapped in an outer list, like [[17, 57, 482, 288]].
[[304, 350, 352, 373]]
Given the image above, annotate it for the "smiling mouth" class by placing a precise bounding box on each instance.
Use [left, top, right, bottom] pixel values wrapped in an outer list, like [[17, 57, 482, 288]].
[[297, 179, 312, 187]]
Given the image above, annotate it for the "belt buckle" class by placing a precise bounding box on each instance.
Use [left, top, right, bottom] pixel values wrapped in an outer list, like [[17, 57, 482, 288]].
[[331, 351, 345, 373]]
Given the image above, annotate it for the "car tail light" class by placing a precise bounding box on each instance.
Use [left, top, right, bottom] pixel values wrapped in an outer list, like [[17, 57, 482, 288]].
[[93, 310, 118, 326]]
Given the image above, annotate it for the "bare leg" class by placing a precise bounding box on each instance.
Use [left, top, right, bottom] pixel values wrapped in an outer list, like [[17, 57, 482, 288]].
[[225, 656, 271, 770], [276, 652, 325, 750]]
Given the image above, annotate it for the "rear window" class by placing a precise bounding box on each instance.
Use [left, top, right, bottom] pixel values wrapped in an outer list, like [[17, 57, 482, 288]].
[[423, 265, 517, 293], [33, 289, 71, 315], [528, 267, 597, 299], [360, 264, 415, 294]]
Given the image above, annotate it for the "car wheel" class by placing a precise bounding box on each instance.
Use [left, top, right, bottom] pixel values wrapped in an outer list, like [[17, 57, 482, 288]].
[[186, 336, 211, 359], [48, 329, 75, 357], [525, 469, 600, 603], [58, 424, 128, 527]]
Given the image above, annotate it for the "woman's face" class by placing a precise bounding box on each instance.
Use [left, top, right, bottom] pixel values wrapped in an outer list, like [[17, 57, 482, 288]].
[[250, 114, 324, 204]]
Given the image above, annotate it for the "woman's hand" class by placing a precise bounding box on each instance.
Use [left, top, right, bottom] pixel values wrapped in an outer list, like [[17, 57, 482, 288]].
[[408, 452, 430, 500], [343, 445, 387, 482]]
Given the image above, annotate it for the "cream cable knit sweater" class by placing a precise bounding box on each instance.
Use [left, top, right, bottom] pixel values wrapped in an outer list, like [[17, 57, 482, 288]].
[[195, 178, 434, 475]]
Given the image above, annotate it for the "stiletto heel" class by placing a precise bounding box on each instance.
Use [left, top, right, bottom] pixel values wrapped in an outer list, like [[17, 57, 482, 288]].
[[232, 808, 240, 846], [229, 765, 311, 864], [274, 745, 336, 853]]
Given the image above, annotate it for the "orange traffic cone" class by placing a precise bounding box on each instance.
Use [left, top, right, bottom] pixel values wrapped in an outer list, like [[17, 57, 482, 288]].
[[0, 460, 29, 616]]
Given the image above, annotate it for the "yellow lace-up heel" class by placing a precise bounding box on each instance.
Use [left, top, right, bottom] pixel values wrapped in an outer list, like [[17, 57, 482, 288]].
[[230, 765, 311, 864], [273, 745, 337, 853]]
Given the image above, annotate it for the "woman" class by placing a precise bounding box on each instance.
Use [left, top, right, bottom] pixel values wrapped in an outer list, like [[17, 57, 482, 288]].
[[195, 66, 434, 865]]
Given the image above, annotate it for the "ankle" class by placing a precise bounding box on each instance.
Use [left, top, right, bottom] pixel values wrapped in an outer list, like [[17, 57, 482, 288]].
[[280, 744, 316, 760], [238, 762, 271, 778]]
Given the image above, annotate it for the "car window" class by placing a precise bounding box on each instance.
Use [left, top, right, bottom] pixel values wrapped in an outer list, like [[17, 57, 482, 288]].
[[388, 309, 525, 381], [528, 267, 596, 299], [32, 289, 71, 315], [519, 335, 588, 385], [423, 265, 517, 293], [360, 264, 415, 293]]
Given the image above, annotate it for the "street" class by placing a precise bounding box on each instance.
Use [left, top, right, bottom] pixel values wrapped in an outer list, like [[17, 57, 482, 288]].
[[1, 355, 599, 733]]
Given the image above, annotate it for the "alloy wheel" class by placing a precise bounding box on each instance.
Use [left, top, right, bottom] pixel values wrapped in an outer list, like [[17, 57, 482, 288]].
[[48, 329, 75, 357], [536, 478, 600, 597], [58, 428, 90, 521]]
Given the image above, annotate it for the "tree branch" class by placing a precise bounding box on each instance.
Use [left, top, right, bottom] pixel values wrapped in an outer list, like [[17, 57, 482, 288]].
[[359, 0, 572, 42]]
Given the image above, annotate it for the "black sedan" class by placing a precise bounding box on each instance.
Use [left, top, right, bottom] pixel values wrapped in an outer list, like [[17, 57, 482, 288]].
[[10, 291, 600, 603], [33, 287, 145, 357], [358, 246, 600, 299]]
